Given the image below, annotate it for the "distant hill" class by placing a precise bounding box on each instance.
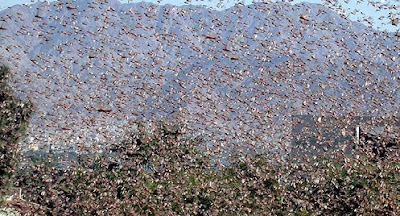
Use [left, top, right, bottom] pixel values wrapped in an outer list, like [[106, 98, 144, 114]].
[[0, 0, 398, 153]]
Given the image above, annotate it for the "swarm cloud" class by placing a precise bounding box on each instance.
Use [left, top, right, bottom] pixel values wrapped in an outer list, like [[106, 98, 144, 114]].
[[0, 0, 398, 155]]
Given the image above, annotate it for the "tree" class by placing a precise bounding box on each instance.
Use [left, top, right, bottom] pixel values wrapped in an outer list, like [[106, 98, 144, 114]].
[[0, 64, 33, 190]]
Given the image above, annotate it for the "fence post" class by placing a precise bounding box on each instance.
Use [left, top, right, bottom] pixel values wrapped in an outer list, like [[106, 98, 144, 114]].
[[355, 126, 360, 146]]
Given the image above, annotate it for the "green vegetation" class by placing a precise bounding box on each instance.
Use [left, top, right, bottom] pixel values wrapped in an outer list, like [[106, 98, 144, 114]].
[[16, 122, 400, 215], [0, 64, 33, 191]]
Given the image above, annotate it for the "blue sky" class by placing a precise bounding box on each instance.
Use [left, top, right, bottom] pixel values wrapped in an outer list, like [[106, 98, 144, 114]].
[[0, 0, 398, 32]]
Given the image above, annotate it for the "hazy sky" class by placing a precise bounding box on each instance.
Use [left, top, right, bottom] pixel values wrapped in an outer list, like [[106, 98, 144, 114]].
[[0, 0, 398, 32]]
